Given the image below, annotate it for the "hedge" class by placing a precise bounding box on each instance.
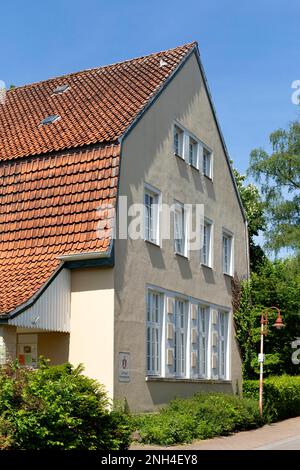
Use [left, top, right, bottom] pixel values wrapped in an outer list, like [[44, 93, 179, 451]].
[[0, 360, 131, 450], [244, 375, 300, 421], [131, 392, 263, 445]]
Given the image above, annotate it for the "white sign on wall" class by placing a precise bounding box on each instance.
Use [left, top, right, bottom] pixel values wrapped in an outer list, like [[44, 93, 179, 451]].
[[118, 352, 130, 383]]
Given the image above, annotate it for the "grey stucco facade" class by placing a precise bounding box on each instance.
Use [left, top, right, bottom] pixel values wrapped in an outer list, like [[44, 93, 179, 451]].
[[113, 51, 248, 411]]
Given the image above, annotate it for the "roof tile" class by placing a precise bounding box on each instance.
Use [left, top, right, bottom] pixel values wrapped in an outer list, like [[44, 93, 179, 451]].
[[0, 43, 195, 161], [0, 144, 119, 314]]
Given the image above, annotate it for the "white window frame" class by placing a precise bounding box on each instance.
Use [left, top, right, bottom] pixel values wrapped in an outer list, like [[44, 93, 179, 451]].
[[174, 298, 187, 378], [198, 305, 209, 378], [146, 290, 163, 376], [218, 311, 229, 380], [144, 184, 161, 246], [201, 218, 213, 267], [174, 201, 187, 257], [188, 135, 198, 168], [173, 122, 204, 171], [145, 285, 231, 382], [172, 122, 215, 178], [202, 146, 213, 179], [173, 124, 184, 158], [222, 230, 234, 276]]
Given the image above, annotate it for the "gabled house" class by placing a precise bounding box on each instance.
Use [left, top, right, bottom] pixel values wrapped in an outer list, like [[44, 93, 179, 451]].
[[0, 42, 249, 411]]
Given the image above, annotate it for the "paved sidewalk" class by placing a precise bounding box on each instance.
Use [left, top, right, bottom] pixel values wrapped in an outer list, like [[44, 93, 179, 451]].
[[131, 417, 300, 450]]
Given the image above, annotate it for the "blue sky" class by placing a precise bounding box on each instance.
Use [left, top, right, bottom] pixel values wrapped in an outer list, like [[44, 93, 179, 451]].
[[1, 0, 299, 173]]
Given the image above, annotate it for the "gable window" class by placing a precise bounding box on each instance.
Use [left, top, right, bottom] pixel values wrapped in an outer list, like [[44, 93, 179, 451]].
[[203, 147, 212, 178], [174, 299, 187, 377], [201, 219, 212, 267], [174, 202, 187, 256], [174, 125, 184, 158], [188, 136, 198, 168], [147, 290, 162, 375], [144, 186, 160, 245], [222, 232, 233, 275]]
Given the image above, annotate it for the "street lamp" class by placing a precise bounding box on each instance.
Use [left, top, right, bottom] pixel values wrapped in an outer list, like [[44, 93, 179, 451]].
[[259, 306, 285, 417]]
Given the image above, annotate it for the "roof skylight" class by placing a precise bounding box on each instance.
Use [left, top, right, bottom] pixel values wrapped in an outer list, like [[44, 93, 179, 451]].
[[52, 84, 69, 95], [40, 115, 60, 126], [159, 58, 168, 67]]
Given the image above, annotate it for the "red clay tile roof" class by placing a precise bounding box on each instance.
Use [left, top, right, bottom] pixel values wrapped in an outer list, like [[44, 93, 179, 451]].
[[0, 42, 196, 161], [0, 42, 196, 315], [0, 144, 119, 314]]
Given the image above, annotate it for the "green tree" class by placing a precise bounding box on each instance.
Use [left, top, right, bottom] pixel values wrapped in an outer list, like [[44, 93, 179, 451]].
[[233, 168, 265, 239], [234, 256, 300, 379], [232, 166, 266, 271], [249, 121, 300, 252]]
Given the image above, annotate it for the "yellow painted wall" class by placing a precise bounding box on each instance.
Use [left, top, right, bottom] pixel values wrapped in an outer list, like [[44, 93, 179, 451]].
[[38, 332, 69, 364], [0, 326, 17, 362], [69, 267, 114, 399]]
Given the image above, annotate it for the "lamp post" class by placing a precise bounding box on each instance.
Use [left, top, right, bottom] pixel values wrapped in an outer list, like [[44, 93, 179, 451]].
[[259, 306, 285, 417]]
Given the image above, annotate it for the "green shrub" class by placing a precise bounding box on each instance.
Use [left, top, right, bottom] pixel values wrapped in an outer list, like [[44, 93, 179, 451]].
[[244, 375, 300, 421], [0, 360, 131, 450], [131, 392, 262, 445]]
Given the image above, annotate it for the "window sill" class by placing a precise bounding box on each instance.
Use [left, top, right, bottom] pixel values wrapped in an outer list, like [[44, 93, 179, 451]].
[[146, 376, 231, 385], [145, 239, 161, 248], [203, 174, 213, 182], [175, 251, 188, 260], [189, 163, 199, 171], [223, 272, 233, 279], [174, 152, 185, 160], [201, 263, 213, 270]]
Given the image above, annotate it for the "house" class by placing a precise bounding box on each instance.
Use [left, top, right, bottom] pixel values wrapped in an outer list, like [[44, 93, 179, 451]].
[[0, 42, 249, 411]]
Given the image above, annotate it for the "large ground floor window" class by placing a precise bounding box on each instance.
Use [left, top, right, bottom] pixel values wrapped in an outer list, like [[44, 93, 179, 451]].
[[146, 287, 230, 380]]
